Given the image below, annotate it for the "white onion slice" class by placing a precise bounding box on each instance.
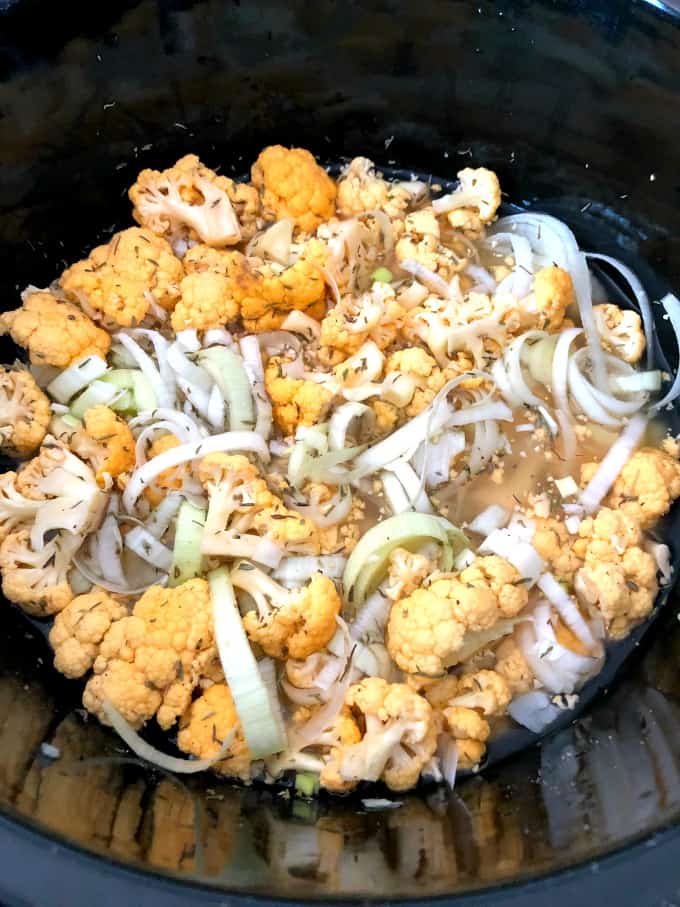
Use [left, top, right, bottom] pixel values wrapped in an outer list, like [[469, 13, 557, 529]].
[[96, 514, 127, 587], [280, 310, 322, 340], [579, 412, 648, 513], [116, 333, 174, 409], [551, 327, 583, 414], [123, 431, 269, 511], [240, 335, 273, 439], [507, 689, 563, 734], [124, 525, 174, 571], [439, 735, 459, 788], [468, 504, 509, 535], [399, 258, 452, 298], [73, 555, 165, 595], [537, 572, 598, 653], [47, 356, 108, 404], [386, 460, 433, 513], [130, 408, 204, 443], [166, 340, 212, 392], [129, 329, 177, 403], [586, 253, 654, 369], [103, 701, 235, 773], [349, 587, 391, 641], [380, 470, 412, 515], [329, 402, 375, 451], [651, 293, 680, 411], [273, 556, 346, 585], [145, 494, 184, 539], [479, 529, 545, 583], [466, 264, 497, 294]]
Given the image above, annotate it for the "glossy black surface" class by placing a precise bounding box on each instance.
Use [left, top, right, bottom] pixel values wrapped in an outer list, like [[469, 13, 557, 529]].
[[1, 0, 680, 903]]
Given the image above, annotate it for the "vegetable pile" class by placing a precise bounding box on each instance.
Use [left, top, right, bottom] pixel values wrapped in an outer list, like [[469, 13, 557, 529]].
[[0, 146, 679, 793]]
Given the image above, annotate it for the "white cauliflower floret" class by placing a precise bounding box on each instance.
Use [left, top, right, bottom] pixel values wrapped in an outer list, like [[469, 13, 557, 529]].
[[318, 281, 405, 364], [0, 366, 51, 457], [321, 677, 437, 792], [384, 547, 433, 601], [594, 303, 645, 364], [336, 157, 413, 220], [441, 704, 490, 769], [230, 562, 340, 660], [395, 207, 464, 281], [14, 439, 106, 550], [433, 167, 501, 238], [0, 528, 82, 616], [129, 154, 251, 247]]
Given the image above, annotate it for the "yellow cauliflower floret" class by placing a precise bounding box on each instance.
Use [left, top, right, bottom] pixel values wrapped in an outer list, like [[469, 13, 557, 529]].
[[49, 588, 128, 679], [173, 271, 238, 332], [142, 433, 184, 505], [264, 356, 333, 435], [177, 683, 251, 780], [318, 281, 404, 362], [336, 157, 413, 220], [70, 405, 135, 488], [450, 669, 511, 717], [383, 346, 462, 418], [442, 704, 490, 769], [594, 303, 645, 364], [0, 366, 51, 457], [129, 153, 260, 246], [370, 399, 399, 435], [532, 517, 582, 582], [309, 485, 365, 556], [0, 528, 81, 616], [387, 556, 528, 675], [239, 570, 341, 660], [83, 579, 217, 730], [0, 292, 111, 367], [582, 447, 680, 530], [396, 207, 463, 281], [520, 266, 574, 332], [321, 678, 437, 792], [251, 145, 337, 233], [60, 227, 183, 327], [494, 636, 534, 696], [573, 506, 658, 639], [438, 167, 502, 239]]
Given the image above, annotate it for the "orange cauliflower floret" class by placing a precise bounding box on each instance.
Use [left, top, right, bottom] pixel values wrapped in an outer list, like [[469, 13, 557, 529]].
[[0, 366, 51, 457], [296, 483, 365, 556], [264, 356, 333, 435], [442, 704, 490, 769], [532, 517, 582, 582], [0, 528, 81, 616], [83, 578, 217, 730], [582, 447, 680, 530], [231, 562, 340, 660], [573, 507, 658, 639], [251, 145, 336, 233], [177, 683, 252, 780], [61, 228, 183, 327], [70, 405, 135, 488], [448, 669, 512, 717], [141, 433, 184, 506], [129, 153, 260, 247], [336, 157, 413, 220], [318, 281, 404, 363], [0, 292, 111, 367], [494, 636, 534, 696], [434, 167, 501, 239], [594, 303, 645, 364], [321, 678, 437, 792], [396, 207, 464, 281], [387, 556, 529, 675], [198, 452, 319, 561], [49, 588, 128, 678]]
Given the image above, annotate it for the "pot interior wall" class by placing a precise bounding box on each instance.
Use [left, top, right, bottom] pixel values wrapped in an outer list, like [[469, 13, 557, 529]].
[[0, 0, 679, 899]]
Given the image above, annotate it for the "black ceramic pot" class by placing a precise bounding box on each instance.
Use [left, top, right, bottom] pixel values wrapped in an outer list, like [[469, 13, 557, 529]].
[[0, 1, 679, 904]]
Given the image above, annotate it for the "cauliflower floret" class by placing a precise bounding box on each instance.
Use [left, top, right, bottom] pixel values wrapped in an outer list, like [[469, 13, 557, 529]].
[[83, 578, 217, 730], [387, 556, 529, 675], [494, 636, 534, 696], [436, 167, 501, 239], [0, 471, 42, 542], [173, 271, 238, 333], [177, 683, 251, 780], [442, 704, 490, 769], [315, 216, 386, 292], [369, 399, 399, 435], [197, 453, 320, 560], [581, 447, 680, 530], [396, 208, 464, 281], [0, 292, 111, 367], [516, 266, 574, 332], [14, 439, 106, 549], [309, 485, 365, 556], [49, 588, 128, 678], [384, 546, 433, 601], [141, 433, 185, 506], [321, 678, 437, 792], [532, 517, 582, 582], [264, 356, 334, 435], [318, 281, 405, 363], [336, 157, 413, 220], [573, 507, 658, 639], [448, 669, 511, 717], [231, 562, 340, 660], [61, 228, 183, 327], [383, 346, 463, 417], [70, 405, 135, 488], [0, 366, 51, 457], [129, 154, 260, 247], [0, 528, 81, 616], [251, 145, 337, 233], [594, 303, 645, 364]]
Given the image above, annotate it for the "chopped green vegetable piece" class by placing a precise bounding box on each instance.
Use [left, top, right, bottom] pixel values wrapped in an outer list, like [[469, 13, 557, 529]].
[[294, 771, 320, 799], [371, 267, 393, 283]]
